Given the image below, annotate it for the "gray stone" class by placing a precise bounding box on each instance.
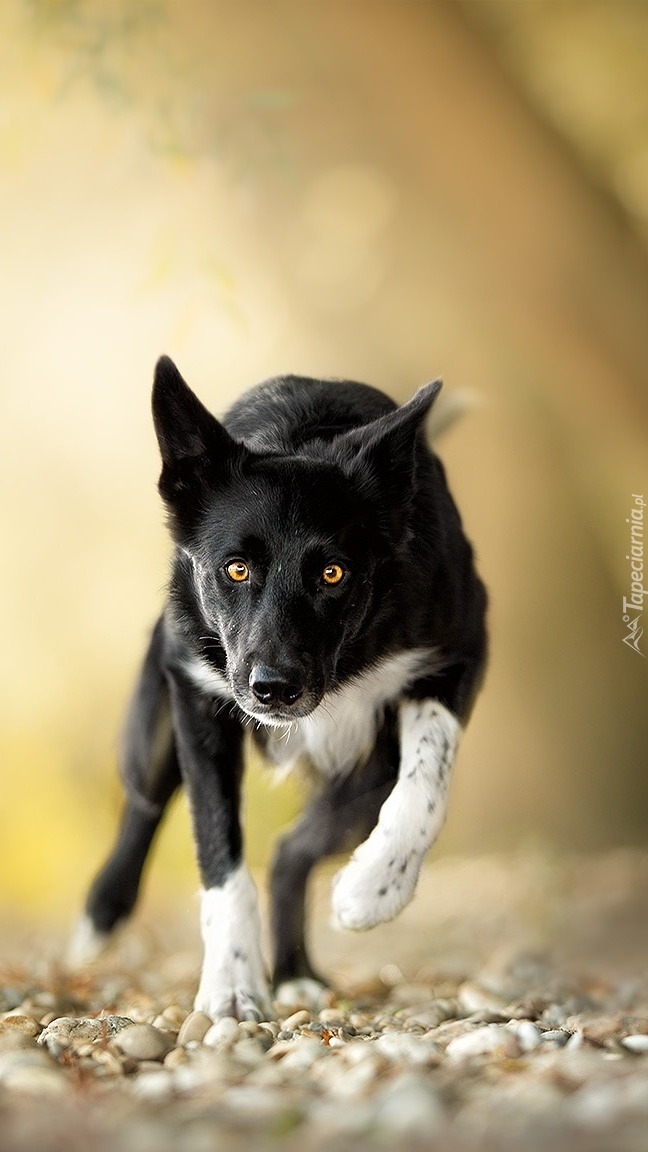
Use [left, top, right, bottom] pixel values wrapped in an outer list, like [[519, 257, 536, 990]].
[[374, 1072, 444, 1134], [115, 1023, 176, 1062], [177, 1011, 212, 1046]]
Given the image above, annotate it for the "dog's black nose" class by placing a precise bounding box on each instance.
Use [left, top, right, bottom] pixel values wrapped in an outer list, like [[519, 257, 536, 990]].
[[249, 665, 305, 707]]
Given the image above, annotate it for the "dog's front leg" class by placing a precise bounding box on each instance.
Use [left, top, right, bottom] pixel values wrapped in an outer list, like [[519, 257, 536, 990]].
[[331, 698, 460, 931], [167, 668, 273, 1022]]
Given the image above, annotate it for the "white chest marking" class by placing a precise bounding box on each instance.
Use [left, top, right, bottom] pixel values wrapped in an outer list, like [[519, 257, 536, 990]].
[[182, 655, 232, 699], [264, 648, 439, 778], [195, 864, 272, 1023], [331, 698, 461, 931]]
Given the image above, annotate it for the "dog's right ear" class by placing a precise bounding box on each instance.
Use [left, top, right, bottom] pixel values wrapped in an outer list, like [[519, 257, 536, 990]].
[[152, 356, 244, 522]]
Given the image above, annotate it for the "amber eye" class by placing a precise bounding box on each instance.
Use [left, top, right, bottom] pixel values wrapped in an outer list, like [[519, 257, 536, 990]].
[[226, 560, 250, 583], [322, 563, 346, 586]]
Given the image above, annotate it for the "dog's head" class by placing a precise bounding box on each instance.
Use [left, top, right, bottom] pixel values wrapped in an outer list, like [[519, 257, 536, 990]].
[[152, 356, 440, 724]]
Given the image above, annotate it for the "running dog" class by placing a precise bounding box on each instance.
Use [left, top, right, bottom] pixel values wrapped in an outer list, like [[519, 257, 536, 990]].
[[71, 356, 487, 1021]]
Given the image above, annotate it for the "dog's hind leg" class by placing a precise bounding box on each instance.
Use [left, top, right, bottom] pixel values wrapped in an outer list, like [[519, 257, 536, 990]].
[[270, 715, 400, 1000], [68, 618, 180, 965]]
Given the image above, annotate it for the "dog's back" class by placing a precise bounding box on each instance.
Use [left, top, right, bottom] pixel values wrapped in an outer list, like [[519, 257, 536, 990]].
[[223, 375, 396, 454]]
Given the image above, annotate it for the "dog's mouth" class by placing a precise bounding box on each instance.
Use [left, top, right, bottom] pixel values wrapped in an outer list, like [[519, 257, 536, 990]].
[[229, 679, 322, 726], [235, 692, 322, 727]]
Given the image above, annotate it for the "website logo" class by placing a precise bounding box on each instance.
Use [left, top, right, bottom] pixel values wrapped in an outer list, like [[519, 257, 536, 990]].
[[622, 494, 645, 656]]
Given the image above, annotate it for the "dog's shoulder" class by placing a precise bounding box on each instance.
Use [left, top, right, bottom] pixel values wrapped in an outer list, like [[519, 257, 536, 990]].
[[222, 375, 396, 454]]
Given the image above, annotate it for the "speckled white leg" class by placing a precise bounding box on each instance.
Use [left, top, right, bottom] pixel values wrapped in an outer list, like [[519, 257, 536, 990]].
[[195, 864, 273, 1022], [332, 699, 461, 931]]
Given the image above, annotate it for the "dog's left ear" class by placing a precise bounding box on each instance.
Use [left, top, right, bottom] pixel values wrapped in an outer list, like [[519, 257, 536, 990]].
[[334, 380, 442, 500]]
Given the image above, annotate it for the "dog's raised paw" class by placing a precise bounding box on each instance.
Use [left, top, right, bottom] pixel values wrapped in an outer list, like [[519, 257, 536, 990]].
[[331, 848, 422, 931]]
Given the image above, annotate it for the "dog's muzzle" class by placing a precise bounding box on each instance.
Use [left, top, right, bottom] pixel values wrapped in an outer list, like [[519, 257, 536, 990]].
[[248, 664, 304, 708]]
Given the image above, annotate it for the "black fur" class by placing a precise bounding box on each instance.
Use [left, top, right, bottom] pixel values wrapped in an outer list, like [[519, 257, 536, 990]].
[[82, 356, 487, 1010]]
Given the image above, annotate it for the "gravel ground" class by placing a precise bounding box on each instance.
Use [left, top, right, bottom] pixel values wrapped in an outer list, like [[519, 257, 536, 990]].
[[2, 850, 648, 1152]]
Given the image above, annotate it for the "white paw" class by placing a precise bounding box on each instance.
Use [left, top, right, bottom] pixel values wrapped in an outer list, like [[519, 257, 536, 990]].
[[194, 973, 273, 1023], [274, 977, 330, 1012], [331, 845, 423, 931], [65, 915, 110, 968]]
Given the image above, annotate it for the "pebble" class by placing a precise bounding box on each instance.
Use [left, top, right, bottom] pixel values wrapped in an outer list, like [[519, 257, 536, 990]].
[[0, 1014, 42, 1038], [373, 1072, 444, 1134], [373, 1031, 440, 1065], [203, 1016, 239, 1049], [38, 1015, 135, 1051], [396, 999, 458, 1029], [507, 1019, 543, 1052], [4, 853, 648, 1151], [0, 1046, 66, 1095], [177, 1012, 212, 1046], [621, 1034, 648, 1054], [114, 1024, 176, 1062], [542, 1029, 571, 1046], [230, 1037, 267, 1066], [446, 1023, 521, 1061], [281, 1008, 311, 1031], [274, 1036, 324, 1071], [458, 980, 509, 1016]]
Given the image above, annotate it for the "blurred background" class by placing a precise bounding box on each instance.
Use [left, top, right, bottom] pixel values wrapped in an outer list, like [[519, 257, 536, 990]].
[[1, 0, 647, 925]]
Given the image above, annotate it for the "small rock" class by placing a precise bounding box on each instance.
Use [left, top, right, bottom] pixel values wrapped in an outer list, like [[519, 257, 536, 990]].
[[542, 1029, 571, 1047], [397, 1000, 458, 1030], [342, 1039, 387, 1066], [308, 1098, 374, 1134], [164, 1046, 189, 1068], [446, 1024, 521, 1061], [38, 1015, 135, 1051], [622, 1034, 648, 1054], [318, 1008, 345, 1025], [203, 1016, 239, 1049], [387, 983, 437, 1007], [231, 1037, 267, 1066], [114, 1023, 175, 1062], [373, 1032, 440, 1065], [326, 1055, 384, 1097], [177, 1011, 212, 1046], [281, 1009, 311, 1031], [1, 1062, 68, 1095], [131, 1069, 175, 1101], [0, 1032, 39, 1054], [507, 1019, 542, 1052], [275, 1036, 324, 1070], [458, 981, 508, 1016], [0, 1047, 66, 1095], [374, 1072, 444, 1134], [274, 978, 329, 1011], [154, 1004, 186, 1031], [565, 1031, 585, 1052], [424, 1018, 479, 1049], [0, 1015, 41, 1038], [224, 1084, 293, 1118], [258, 1021, 279, 1039]]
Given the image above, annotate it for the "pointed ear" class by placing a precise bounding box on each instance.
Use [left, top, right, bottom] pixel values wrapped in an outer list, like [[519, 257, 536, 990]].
[[152, 356, 244, 520], [331, 381, 442, 538], [335, 379, 442, 488]]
